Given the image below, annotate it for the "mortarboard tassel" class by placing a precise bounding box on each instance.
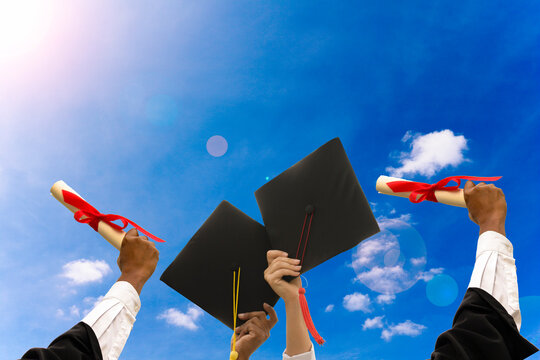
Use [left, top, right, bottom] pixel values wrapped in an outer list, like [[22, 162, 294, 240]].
[[230, 267, 241, 360], [296, 206, 325, 345], [298, 288, 325, 345]]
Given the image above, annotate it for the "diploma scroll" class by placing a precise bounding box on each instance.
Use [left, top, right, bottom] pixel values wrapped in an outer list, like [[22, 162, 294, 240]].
[[51, 180, 125, 250], [376, 175, 466, 207]]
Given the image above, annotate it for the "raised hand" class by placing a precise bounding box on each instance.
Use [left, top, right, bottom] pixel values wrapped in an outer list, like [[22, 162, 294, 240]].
[[117, 228, 160, 294], [231, 303, 278, 360], [264, 250, 302, 302], [464, 180, 507, 236]]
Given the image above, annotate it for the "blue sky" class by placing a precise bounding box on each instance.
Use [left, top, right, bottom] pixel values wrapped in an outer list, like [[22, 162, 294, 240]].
[[0, 1, 539, 359]]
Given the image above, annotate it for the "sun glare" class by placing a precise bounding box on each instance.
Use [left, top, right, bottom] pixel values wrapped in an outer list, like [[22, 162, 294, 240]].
[[0, 0, 54, 62]]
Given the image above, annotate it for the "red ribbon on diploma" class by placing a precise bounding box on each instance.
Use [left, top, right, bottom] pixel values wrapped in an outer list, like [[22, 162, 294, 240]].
[[386, 176, 502, 204], [62, 190, 165, 243]]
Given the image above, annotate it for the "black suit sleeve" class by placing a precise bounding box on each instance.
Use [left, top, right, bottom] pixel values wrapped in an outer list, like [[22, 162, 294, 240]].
[[20, 322, 103, 360], [431, 287, 538, 360]]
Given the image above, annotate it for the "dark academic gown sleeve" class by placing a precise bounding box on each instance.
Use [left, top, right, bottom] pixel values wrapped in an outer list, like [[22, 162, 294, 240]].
[[431, 287, 538, 360], [20, 322, 103, 360]]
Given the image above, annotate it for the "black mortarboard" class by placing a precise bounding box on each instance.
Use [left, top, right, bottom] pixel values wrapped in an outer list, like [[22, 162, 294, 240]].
[[255, 137, 380, 273], [160, 201, 279, 330], [254, 138, 380, 345]]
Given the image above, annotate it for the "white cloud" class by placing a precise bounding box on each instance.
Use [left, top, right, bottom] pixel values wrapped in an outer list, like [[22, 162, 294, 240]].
[[343, 293, 372, 313], [381, 320, 426, 342], [325, 304, 335, 313], [55, 309, 65, 318], [60, 259, 112, 285], [352, 233, 397, 268], [377, 214, 413, 231], [416, 268, 444, 282], [410, 257, 427, 266], [401, 131, 414, 143], [69, 305, 80, 318], [386, 129, 468, 178], [363, 316, 385, 330], [157, 305, 204, 331], [355, 265, 410, 294], [376, 294, 396, 305]]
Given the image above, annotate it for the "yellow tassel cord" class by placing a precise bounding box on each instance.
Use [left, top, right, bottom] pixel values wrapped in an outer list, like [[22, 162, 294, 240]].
[[230, 267, 241, 360]]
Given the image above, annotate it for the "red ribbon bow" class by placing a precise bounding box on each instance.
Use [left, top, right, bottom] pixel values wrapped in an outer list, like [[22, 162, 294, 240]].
[[386, 175, 502, 203], [62, 190, 165, 243]]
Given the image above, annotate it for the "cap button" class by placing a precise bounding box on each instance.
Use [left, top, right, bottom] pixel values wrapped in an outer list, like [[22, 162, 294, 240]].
[[305, 204, 314, 214]]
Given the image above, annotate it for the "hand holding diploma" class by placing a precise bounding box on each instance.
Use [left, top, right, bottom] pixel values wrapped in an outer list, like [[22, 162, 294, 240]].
[[50, 180, 165, 250], [376, 175, 502, 208]]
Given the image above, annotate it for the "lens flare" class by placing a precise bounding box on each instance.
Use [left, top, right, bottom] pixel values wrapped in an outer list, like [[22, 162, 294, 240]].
[[352, 217, 427, 294], [0, 1, 54, 63], [426, 274, 458, 307], [206, 135, 228, 157]]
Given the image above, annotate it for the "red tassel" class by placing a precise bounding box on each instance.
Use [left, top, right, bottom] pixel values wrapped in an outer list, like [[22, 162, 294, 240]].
[[298, 288, 325, 345]]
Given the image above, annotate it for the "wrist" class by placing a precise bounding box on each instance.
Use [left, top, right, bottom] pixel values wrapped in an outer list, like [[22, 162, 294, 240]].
[[118, 272, 147, 294], [237, 352, 250, 360], [479, 221, 505, 237], [282, 290, 299, 306]]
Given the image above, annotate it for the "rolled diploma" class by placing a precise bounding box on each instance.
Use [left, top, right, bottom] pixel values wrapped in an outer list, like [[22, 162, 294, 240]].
[[375, 175, 466, 208], [50, 180, 124, 250]]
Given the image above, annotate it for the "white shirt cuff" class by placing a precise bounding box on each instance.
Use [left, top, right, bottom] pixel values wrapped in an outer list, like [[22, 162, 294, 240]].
[[476, 231, 513, 259], [283, 344, 316, 360]]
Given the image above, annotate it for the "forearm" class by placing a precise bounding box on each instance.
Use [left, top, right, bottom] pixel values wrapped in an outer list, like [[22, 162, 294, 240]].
[[284, 296, 312, 356], [82, 281, 141, 360], [468, 231, 521, 329]]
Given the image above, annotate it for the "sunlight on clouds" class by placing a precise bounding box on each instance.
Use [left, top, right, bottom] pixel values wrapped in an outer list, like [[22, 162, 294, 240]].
[[325, 304, 335, 312], [343, 292, 372, 313], [158, 305, 204, 331], [381, 320, 426, 342], [386, 129, 468, 178], [60, 259, 112, 285], [0, 1, 55, 64]]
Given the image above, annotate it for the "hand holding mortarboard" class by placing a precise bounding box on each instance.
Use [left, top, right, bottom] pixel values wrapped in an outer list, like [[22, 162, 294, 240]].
[[264, 250, 313, 357], [264, 250, 302, 302], [161, 201, 279, 360], [230, 303, 278, 360], [255, 138, 380, 345]]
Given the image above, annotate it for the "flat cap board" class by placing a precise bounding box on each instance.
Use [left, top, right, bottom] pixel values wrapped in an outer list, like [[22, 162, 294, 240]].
[[160, 200, 279, 330], [255, 137, 380, 274]]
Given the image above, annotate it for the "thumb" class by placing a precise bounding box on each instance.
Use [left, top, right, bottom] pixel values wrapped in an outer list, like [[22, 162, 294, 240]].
[[464, 180, 475, 194], [126, 228, 139, 237]]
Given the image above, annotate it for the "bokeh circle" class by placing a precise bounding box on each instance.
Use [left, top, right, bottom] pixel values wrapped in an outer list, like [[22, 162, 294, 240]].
[[206, 135, 228, 157], [352, 217, 427, 294], [426, 274, 458, 307]]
